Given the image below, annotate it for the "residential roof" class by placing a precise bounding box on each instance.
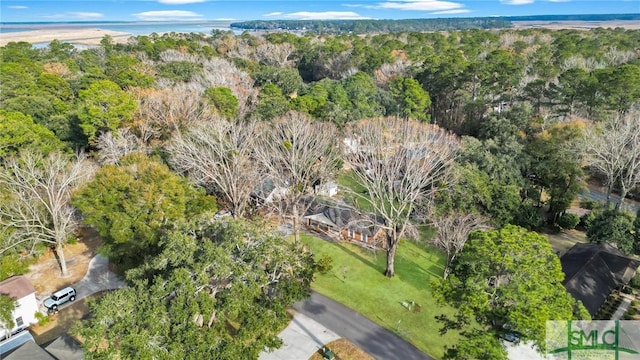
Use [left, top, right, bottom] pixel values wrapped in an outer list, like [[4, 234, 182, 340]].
[[0, 330, 34, 355], [43, 334, 84, 360], [561, 243, 640, 316], [304, 205, 384, 237], [0, 276, 36, 300], [2, 340, 55, 360]]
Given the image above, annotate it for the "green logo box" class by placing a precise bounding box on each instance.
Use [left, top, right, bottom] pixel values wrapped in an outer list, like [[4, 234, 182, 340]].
[[547, 320, 640, 359]]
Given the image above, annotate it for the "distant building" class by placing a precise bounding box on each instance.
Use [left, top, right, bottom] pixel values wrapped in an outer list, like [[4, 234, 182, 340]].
[[252, 179, 289, 205], [560, 243, 640, 316], [315, 181, 338, 198], [0, 276, 39, 340]]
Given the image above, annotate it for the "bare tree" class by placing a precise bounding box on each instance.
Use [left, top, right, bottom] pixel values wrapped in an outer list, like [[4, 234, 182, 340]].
[[615, 113, 640, 211], [95, 128, 141, 165], [582, 112, 640, 211], [255, 42, 297, 68], [431, 213, 488, 279], [134, 87, 211, 144], [168, 118, 260, 218], [254, 111, 340, 243], [0, 151, 95, 276], [344, 117, 459, 277]]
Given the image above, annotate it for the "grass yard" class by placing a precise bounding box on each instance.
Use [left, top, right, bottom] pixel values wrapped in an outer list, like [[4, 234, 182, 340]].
[[301, 234, 458, 359], [336, 171, 375, 213]]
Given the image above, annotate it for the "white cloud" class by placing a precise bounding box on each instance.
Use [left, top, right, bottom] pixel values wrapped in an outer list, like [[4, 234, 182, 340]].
[[500, 0, 534, 4], [42, 12, 104, 19], [264, 11, 369, 20], [263, 12, 284, 17], [431, 8, 471, 14], [363, 0, 465, 11], [133, 10, 203, 21], [157, 0, 206, 4], [8, 5, 28, 9]]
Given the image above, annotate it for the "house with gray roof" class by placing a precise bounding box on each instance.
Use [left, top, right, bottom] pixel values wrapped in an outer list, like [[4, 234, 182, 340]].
[[304, 205, 387, 249], [560, 243, 640, 316]]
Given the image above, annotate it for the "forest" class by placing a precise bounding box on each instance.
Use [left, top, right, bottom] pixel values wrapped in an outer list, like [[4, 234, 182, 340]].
[[230, 14, 640, 34], [1, 26, 640, 359]]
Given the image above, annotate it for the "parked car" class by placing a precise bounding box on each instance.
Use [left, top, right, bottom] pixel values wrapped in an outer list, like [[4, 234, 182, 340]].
[[214, 210, 232, 220], [500, 332, 521, 344], [43, 287, 76, 311]]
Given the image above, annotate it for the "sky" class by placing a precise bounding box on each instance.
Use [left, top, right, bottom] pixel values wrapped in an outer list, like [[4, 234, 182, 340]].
[[1, 0, 639, 22]]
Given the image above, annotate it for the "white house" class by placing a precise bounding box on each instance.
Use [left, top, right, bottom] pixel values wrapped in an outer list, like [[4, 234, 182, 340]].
[[315, 181, 338, 197], [252, 179, 290, 205], [0, 276, 39, 339]]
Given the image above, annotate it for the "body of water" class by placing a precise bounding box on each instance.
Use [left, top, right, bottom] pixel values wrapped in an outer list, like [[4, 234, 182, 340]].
[[0, 21, 240, 36]]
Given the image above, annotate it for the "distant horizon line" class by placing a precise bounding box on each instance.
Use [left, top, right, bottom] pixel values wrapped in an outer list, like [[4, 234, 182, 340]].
[[1, 12, 639, 25]]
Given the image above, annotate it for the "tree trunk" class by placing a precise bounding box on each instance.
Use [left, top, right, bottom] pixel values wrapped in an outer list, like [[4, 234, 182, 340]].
[[443, 252, 454, 279], [385, 240, 398, 278], [56, 242, 69, 276], [615, 188, 628, 213], [605, 183, 613, 208], [293, 203, 300, 243]]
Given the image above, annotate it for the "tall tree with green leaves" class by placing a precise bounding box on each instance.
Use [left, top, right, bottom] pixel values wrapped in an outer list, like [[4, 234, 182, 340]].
[[76, 218, 314, 359], [72, 154, 216, 270], [434, 225, 589, 358], [389, 77, 431, 122], [526, 122, 585, 222], [78, 79, 137, 141], [204, 87, 239, 120], [0, 110, 64, 157]]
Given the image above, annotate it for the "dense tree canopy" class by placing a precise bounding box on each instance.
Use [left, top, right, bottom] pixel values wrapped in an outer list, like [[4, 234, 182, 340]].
[[72, 154, 216, 270], [76, 218, 314, 359], [434, 225, 589, 358]]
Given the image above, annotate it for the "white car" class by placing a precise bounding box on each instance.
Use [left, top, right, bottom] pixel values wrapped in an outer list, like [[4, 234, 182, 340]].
[[43, 287, 76, 311]]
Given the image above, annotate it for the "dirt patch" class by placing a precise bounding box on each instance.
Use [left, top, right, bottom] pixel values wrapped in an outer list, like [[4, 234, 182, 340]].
[[309, 339, 373, 360], [24, 227, 102, 297]]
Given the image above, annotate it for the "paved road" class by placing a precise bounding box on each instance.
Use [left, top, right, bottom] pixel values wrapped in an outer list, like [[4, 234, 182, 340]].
[[294, 292, 433, 360], [580, 185, 640, 214]]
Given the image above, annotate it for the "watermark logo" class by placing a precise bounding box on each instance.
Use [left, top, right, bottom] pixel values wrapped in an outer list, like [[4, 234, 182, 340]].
[[547, 320, 640, 359]]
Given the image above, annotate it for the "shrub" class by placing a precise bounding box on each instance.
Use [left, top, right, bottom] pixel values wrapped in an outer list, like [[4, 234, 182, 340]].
[[579, 199, 599, 210], [580, 211, 596, 230], [314, 254, 334, 274], [514, 204, 544, 230], [558, 213, 580, 230], [631, 275, 640, 289], [35, 311, 51, 326], [628, 307, 638, 316]]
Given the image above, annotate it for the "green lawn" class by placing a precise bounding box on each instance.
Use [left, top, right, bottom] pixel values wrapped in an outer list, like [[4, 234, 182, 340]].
[[301, 235, 458, 359], [336, 171, 375, 213]]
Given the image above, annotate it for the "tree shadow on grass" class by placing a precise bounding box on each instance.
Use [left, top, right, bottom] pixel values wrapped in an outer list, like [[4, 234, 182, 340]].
[[394, 249, 445, 291], [332, 241, 386, 275]]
